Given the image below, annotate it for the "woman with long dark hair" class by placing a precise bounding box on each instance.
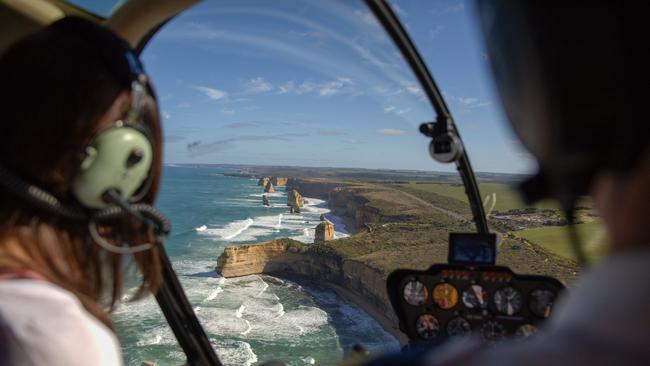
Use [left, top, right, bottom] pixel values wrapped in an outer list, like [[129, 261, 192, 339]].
[[0, 17, 164, 365]]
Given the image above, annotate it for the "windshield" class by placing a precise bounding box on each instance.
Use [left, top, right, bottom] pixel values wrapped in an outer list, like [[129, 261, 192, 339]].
[[113, 1, 604, 365]]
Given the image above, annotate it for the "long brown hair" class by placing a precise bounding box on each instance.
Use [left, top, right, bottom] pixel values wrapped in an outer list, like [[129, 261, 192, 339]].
[[0, 22, 163, 327]]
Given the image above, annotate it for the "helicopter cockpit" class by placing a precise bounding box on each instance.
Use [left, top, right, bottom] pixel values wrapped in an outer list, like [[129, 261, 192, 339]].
[[1, 1, 612, 366]]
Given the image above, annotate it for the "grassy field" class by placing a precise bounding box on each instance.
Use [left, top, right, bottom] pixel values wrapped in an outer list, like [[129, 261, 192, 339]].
[[392, 181, 606, 266], [394, 182, 562, 212], [517, 221, 608, 263]]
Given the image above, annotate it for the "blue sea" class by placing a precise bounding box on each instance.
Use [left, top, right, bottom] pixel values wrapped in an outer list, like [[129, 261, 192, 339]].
[[114, 165, 399, 366]]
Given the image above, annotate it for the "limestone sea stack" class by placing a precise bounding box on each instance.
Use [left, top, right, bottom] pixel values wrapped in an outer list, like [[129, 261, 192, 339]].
[[258, 176, 270, 187], [271, 177, 288, 186], [314, 215, 334, 243], [216, 240, 294, 277], [287, 189, 304, 213], [264, 181, 275, 193]]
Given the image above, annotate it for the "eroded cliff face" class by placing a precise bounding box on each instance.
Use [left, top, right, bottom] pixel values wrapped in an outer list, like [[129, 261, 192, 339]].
[[215, 240, 399, 327], [329, 187, 387, 232], [271, 177, 288, 186], [285, 178, 340, 199], [216, 240, 302, 277]]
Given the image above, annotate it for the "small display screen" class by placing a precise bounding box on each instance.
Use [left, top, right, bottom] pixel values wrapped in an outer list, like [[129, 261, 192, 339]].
[[448, 233, 496, 265]]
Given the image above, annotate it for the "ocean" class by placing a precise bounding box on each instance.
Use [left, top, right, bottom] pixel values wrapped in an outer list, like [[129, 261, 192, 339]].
[[114, 165, 399, 366]]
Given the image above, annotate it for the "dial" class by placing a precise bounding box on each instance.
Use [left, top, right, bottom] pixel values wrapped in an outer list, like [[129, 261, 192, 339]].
[[415, 314, 440, 340], [462, 284, 488, 310], [481, 320, 506, 342], [403, 279, 428, 306], [446, 317, 471, 337], [529, 289, 556, 318], [433, 283, 458, 309], [493, 287, 523, 315], [515, 324, 538, 339]]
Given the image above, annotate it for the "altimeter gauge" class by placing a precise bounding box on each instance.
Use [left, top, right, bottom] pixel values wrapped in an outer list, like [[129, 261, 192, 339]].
[[515, 324, 538, 339], [433, 283, 458, 309], [462, 284, 488, 310], [481, 320, 506, 342], [415, 314, 440, 340], [446, 317, 471, 337], [529, 289, 556, 318], [403, 279, 428, 306], [493, 286, 522, 315]]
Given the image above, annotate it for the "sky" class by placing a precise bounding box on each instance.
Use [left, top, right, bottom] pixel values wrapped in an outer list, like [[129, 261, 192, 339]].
[[127, 0, 535, 174]]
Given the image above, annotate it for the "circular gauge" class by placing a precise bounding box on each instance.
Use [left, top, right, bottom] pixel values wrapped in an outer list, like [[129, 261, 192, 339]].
[[462, 284, 488, 310], [481, 320, 507, 342], [493, 287, 523, 316], [415, 314, 440, 340], [515, 324, 538, 339], [446, 317, 471, 337], [433, 283, 458, 309], [529, 289, 556, 318], [403, 279, 428, 306]]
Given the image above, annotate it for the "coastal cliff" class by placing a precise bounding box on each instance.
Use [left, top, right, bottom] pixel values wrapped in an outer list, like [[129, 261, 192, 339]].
[[284, 178, 406, 232], [215, 239, 406, 342]]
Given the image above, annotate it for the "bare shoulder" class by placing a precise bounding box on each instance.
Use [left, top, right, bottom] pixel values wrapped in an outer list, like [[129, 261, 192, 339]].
[[0, 279, 123, 366]]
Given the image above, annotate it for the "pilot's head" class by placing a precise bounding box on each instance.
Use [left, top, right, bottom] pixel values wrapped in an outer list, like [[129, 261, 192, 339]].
[[477, 1, 650, 253], [0, 17, 163, 325]]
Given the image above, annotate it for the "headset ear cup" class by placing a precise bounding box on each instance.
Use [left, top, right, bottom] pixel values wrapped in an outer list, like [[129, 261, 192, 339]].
[[72, 125, 153, 209]]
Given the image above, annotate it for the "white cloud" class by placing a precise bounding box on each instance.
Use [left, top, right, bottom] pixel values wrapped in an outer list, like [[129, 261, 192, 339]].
[[221, 109, 235, 115], [377, 128, 408, 136], [194, 86, 227, 100], [458, 97, 479, 106], [277, 81, 295, 94], [405, 83, 422, 95], [344, 138, 362, 144], [162, 111, 171, 119], [354, 9, 380, 27], [391, 4, 408, 17], [384, 105, 411, 115], [431, 2, 465, 16], [444, 93, 492, 108], [244, 77, 273, 94], [429, 25, 445, 39], [277, 77, 355, 97]]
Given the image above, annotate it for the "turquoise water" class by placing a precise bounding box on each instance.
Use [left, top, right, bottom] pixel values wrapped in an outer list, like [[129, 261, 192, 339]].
[[114, 165, 398, 366]]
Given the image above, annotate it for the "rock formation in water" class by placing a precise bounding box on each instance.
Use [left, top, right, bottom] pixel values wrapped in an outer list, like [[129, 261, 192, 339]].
[[271, 177, 288, 186], [258, 176, 270, 187], [314, 215, 334, 243], [287, 189, 304, 213], [262, 194, 270, 206], [264, 181, 275, 193], [216, 240, 302, 277]]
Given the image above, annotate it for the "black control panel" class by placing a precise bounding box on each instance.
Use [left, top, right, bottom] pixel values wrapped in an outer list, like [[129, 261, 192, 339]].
[[387, 264, 564, 344]]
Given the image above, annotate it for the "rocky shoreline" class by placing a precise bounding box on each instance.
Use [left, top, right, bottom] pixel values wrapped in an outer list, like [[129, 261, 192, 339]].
[[214, 176, 410, 343], [215, 239, 407, 344]]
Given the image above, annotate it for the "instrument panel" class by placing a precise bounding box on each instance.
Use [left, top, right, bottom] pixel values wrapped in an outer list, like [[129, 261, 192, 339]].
[[387, 264, 564, 344]]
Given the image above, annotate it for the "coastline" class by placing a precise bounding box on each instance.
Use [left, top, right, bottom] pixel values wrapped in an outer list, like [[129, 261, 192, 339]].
[[314, 279, 407, 345], [217, 175, 407, 345]]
